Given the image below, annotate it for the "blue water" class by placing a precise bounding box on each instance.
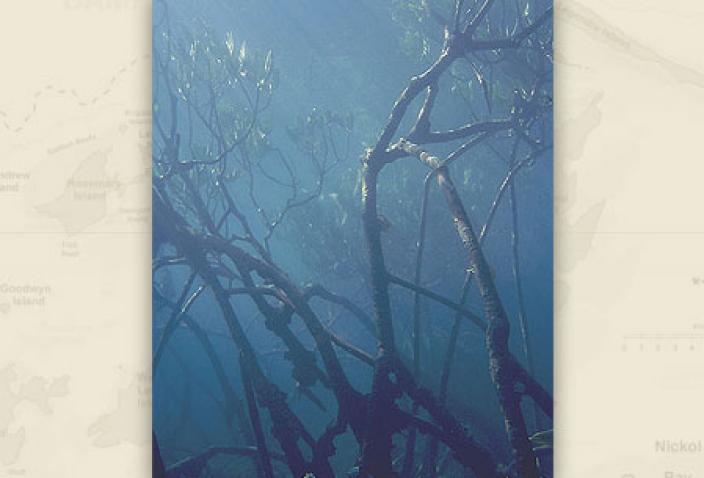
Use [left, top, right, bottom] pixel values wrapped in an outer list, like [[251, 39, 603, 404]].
[[153, 1, 553, 476]]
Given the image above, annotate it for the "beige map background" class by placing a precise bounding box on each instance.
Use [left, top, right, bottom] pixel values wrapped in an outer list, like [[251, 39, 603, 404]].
[[555, 1, 704, 477], [0, 0, 151, 476], [0, 0, 701, 477]]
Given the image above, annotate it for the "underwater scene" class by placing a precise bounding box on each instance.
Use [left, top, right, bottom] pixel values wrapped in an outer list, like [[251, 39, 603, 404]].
[[152, 1, 553, 477]]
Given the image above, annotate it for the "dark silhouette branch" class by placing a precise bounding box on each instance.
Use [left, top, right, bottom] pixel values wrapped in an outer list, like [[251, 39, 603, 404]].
[[165, 445, 287, 478], [153, 3, 553, 476], [398, 139, 540, 477], [154, 289, 254, 445]]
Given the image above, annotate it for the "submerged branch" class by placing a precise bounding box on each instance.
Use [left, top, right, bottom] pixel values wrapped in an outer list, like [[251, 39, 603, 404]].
[[398, 140, 541, 477], [165, 445, 287, 478], [387, 273, 485, 329], [435, 168, 539, 478]]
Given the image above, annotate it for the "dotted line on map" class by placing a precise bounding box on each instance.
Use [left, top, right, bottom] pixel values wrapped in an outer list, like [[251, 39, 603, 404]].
[[0, 53, 150, 134]]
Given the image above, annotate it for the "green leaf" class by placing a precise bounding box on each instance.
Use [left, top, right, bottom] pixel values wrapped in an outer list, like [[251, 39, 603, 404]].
[[238, 41, 247, 64], [264, 49, 272, 74], [225, 32, 235, 56]]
